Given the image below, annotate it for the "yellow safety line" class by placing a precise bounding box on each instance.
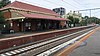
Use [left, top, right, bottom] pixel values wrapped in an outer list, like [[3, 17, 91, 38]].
[[55, 27, 100, 56]]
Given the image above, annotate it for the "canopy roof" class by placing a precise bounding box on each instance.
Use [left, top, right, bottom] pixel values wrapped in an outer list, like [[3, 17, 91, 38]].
[[20, 13, 69, 21], [0, 1, 59, 16]]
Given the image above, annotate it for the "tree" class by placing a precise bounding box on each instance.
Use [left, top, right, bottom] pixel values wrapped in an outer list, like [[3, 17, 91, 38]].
[[0, 0, 11, 34], [0, 11, 5, 23], [67, 16, 80, 27], [84, 16, 89, 19], [0, 0, 11, 8], [90, 17, 100, 24], [80, 19, 87, 26], [0, 11, 6, 31], [73, 18, 79, 27], [82, 16, 100, 25], [67, 16, 74, 27]]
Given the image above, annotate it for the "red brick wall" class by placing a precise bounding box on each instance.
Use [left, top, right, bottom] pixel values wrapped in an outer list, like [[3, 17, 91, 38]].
[[0, 25, 94, 50], [12, 21, 20, 32], [3, 12, 11, 19], [31, 22, 36, 31]]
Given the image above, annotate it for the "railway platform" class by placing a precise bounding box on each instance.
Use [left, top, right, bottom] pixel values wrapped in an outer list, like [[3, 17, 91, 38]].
[[0, 29, 55, 39], [0, 25, 96, 56], [69, 26, 100, 56]]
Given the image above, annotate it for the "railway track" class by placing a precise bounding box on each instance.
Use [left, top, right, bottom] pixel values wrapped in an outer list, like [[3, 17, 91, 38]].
[[0, 26, 96, 56]]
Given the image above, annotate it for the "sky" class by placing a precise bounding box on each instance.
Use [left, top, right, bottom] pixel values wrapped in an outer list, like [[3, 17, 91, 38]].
[[10, 0, 100, 18]]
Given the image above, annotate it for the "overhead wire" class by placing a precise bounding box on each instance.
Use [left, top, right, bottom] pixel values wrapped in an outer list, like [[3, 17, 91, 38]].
[[43, 0, 63, 6], [72, 0, 86, 8], [72, 0, 83, 5], [92, 10, 100, 14], [22, 0, 70, 10], [22, 0, 52, 8], [15, 0, 100, 17], [92, 10, 100, 17], [61, 0, 80, 9], [15, 0, 80, 11], [43, 0, 74, 10]]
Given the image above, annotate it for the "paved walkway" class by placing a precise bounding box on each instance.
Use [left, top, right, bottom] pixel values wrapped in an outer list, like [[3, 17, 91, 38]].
[[0, 29, 55, 39], [70, 27, 100, 56]]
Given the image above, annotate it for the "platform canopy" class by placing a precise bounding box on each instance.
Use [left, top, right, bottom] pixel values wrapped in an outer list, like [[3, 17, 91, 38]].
[[20, 13, 69, 21]]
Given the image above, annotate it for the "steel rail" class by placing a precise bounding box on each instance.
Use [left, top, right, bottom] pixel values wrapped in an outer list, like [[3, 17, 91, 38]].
[[0, 27, 96, 56]]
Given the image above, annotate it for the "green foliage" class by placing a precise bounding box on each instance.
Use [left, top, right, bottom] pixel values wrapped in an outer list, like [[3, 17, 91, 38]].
[[82, 16, 100, 25], [0, 0, 11, 8], [0, 11, 5, 24], [0, 0, 11, 32], [80, 19, 87, 26], [90, 17, 100, 24], [0, 11, 6, 32], [74, 18, 79, 24], [67, 16, 74, 24], [67, 16, 79, 24], [84, 16, 89, 19], [67, 16, 80, 27]]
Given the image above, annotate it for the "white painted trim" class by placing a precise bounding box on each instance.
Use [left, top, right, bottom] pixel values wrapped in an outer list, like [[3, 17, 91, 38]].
[[0, 25, 94, 41], [37, 30, 93, 56], [6, 17, 25, 20]]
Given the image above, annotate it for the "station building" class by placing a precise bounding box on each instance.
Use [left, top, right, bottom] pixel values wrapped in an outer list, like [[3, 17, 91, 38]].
[[0, 1, 69, 32]]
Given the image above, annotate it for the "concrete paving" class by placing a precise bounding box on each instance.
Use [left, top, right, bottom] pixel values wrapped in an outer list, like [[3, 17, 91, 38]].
[[70, 27, 100, 56]]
